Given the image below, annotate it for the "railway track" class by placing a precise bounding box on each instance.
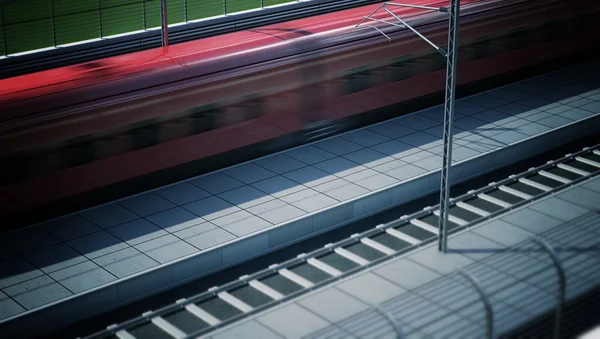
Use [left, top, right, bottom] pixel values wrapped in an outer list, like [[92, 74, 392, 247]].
[[80, 144, 600, 339]]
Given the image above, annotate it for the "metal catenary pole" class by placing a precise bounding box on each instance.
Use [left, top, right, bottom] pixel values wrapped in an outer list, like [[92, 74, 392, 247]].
[[438, 0, 460, 253], [160, 0, 168, 47]]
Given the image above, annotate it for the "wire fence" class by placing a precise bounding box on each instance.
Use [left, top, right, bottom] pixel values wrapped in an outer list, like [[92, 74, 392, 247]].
[[0, 0, 300, 56]]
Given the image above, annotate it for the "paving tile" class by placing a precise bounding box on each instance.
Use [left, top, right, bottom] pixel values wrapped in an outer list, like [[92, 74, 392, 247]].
[[368, 121, 415, 139], [25, 243, 87, 274], [453, 116, 488, 131], [557, 107, 596, 121], [374, 258, 441, 290], [544, 104, 573, 115], [183, 196, 241, 221], [93, 247, 158, 278], [2, 275, 72, 310], [474, 110, 519, 125], [284, 166, 338, 187], [212, 320, 283, 339], [0, 257, 44, 289], [402, 150, 432, 163], [381, 163, 428, 181], [472, 219, 533, 246], [398, 132, 439, 149], [219, 215, 273, 237], [189, 172, 245, 195], [49, 261, 117, 294], [224, 163, 277, 184], [419, 106, 445, 122], [0, 227, 60, 256], [455, 101, 487, 116], [500, 118, 531, 130], [467, 93, 510, 108], [41, 215, 101, 242], [515, 96, 554, 109], [67, 230, 129, 259], [341, 129, 390, 147], [523, 111, 553, 123], [252, 175, 306, 198], [536, 115, 574, 128], [407, 246, 474, 275], [254, 154, 306, 174], [81, 203, 139, 228], [337, 272, 406, 304], [313, 157, 366, 177], [183, 228, 236, 250], [154, 182, 211, 205], [146, 207, 206, 233], [285, 145, 336, 165], [256, 204, 307, 224], [501, 208, 564, 234], [529, 197, 590, 222], [456, 136, 505, 153], [343, 148, 395, 168], [290, 192, 339, 213], [173, 222, 219, 240], [218, 186, 275, 209], [495, 103, 539, 117], [447, 232, 504, 260], [320, 181, 370, 201], [451, 146, 481, 162], [557, 186, 600, 210], [119, 193, 176, 217], [394, 114, 440, 130], [134, 234, 197, 264], [348, 170, 398, 191], [0, 298, 26, 321], [312, 137, 364, 156], [516, 122, 553, 136], [107, 218, 168, 246], [370, 140, 420, 159], [489, 130, 529, 145], [246, 199, 288, 215], [257, 303, 330, 338], [584, 177, 600, 193], [412, 154, 442, 171], [299, 288, 368, 323], [567, 97, 596, 108], [487, 87, 530, 102], [312, 178, 353, 194]]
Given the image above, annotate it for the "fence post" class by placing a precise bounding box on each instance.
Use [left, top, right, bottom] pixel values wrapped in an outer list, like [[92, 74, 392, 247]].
[[142, 0, 147, 30], [458, 270, 494, 339], [160, 0, 168, 46], [223, 0, 227, 15], [531, 236, 566, 339], [1, 5, 7, 56], [184, 0, 188, 22], [97, 0, 103, 38], [50, 0, 56, 47]]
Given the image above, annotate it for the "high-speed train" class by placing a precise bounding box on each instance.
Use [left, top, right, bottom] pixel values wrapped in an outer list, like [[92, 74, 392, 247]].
[[0, 0, 598, 218]]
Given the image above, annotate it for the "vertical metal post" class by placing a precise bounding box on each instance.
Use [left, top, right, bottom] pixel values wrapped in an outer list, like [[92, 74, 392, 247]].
[[438, 0, 460, 253], [142, 0, 147, 30], [50, 0, 56, 47], [223, 0, 227, 15], [160, 0, 168, 47], [184, 0, 188, 22], [260, 0, 264, 9], [1, 5, 8, 56], [531, 237, 566, 339], [459, 270, 494, 339], [98, 0, 103, 38]]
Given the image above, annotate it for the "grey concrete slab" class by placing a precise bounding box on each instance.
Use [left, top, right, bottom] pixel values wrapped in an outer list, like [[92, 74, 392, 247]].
[[285, 145, 336, 165], [556, 186, 600, 210], [537, 115, 574, 129], [251, 175, 307, 198], [368, 121, 416, 139], [447, 232, 505, 260], [408, 246, 474, 275], [501, 208, 563, 234], [145, 207, 206, 233], [319, 181, 370, 202], [224, 163, 277, 184], [218, 215, 272, 237], [283, 166, 338, 187], [374, 259, 441, 290], [337, 272, 406, 304], [154, 182, 211, 205], [255, 204, 306, 224], [343, 148, 395, 168], [2, 275, 72, 310], [41, 215, 101, 242], [189, 172, 245, 195], [211, 320, 283, 339], [179, 228, 236, 250], [0, 257, 44, 289], [24, 244, 87, 274], [80, 203, 139, 228], [183, 196, 241, 221], [119, 193, 176, 217], [218, 186, 275, 209], [172, 221, 218, 240], [341, 129, 390, 147], [107, 218, 168, 246], [583, 177, 600, 193], [370, 140, 421, 159], [350, 170, 399, 191], [0, 298, 25, 321], [472, 219, 534, 246], [394, 115, 440, 130], [0, 227, 60, 256], [516, 122, 553, 136], [467, 93, 511, 109], [133, 234, 197, 264], [298, 288, 368, 323], [254, 153, 308, 175], [66, 230, 129, 259], [378, 162, 428, 181], [288, 192, 338, 213], [559, 107, 596, 120], [257, 303, 330, 339], [92, 247, 158, 278], [314, 157, 366, 177], [412, 154, 442, 171], [312, 137, 364, 156], [49, 261, 116, 294], [529, 197, 590, 222], [489, 130, 529, 145], [398, 132, 439, 149]]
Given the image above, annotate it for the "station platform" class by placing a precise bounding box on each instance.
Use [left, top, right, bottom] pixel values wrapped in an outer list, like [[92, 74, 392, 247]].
[[203, 155, 600, 339], [1, 59, 600, 337]]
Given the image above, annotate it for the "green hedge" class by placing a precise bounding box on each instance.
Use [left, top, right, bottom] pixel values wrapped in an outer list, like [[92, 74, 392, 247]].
[[0, 0, 295, 56]]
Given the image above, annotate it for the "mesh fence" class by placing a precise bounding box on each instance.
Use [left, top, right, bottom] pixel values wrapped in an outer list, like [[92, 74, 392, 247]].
[[0, 0, 300, 56]]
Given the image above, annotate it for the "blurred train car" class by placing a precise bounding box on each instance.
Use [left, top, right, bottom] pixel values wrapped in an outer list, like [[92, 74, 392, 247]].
[[0, 0, 598, 220]]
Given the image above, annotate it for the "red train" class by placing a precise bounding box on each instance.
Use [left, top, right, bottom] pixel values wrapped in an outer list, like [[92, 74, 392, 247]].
[[0, 0, 598, 220]]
